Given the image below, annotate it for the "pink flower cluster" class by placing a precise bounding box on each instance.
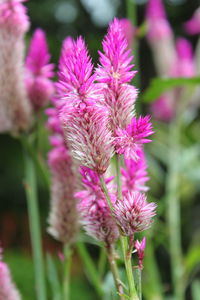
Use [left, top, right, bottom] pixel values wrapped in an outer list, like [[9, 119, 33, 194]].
[[76, 167, 119, 245], [184, 7, 200, 35], [54, 19, 155, 246], [25, 29, 55, 111]]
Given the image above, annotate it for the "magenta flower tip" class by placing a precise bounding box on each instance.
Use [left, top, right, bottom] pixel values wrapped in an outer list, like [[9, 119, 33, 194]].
[[114, 116, 154, 160], [25, 28, 55, 110], [113, 192, 156, 236], [135, 237, 146, 268], [184, 8, 200, 35]]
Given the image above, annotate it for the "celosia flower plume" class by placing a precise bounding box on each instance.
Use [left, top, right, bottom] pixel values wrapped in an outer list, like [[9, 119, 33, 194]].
[[114, 116, 153, 160], [0, 248, 21, 300], [47, 141, 78, 244], [59, 37, 113, 174], [0, 0, 32, 134], [76, 167, 119, 245], [96, 18, 138, 131], [25, 28, 54, 110], [119, 18, 135, 49], [113, 192, 156, 236]]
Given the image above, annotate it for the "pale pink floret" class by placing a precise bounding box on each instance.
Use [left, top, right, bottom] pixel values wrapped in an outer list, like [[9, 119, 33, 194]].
[[135, 237, 146, 269], [114, 116, 153, 160], [96, 18, 138, 131], [121, 148, 149, 194], [113, 192, 156, 236], [0, 0, 29, 34], [47, 144, 78, 243], [0, 250, 21, 300], [25, 28, 54, 110], [184, 7, 200, 35], [59, 37, 113, 174], [76, 167, 119, 245], [45, 107, 63, 134]]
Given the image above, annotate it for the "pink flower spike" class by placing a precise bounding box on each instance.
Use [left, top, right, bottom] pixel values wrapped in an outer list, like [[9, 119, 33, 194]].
[[0, 250, 21, 300], [25, 28, 55, 110], [114, 116, 154, 160], [0, 0, 29, 34], [59, 37, 114, 174], [151, 94, 174, 122], [113, 192, 156, 236], [184, 7, 200, 35], [121, 148, 149, 194], [135, 237, 146, 269]]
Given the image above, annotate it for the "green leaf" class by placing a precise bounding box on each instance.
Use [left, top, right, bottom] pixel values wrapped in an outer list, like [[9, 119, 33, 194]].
[[192, 280, 200, 300], [143, 77, 200, 103], [184, 244, 200, 275]]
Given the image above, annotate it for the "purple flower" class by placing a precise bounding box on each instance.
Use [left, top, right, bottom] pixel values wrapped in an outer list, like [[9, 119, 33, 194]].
[[114, 116, 153, 160], [121, 148, 149, 194], [135, 237, 146, 269], [119, 18, 135, 49], [113, 192, 156, 236], [76, 167, 119, 245], [58, 37, 114, 174], [184, 7, 200, 35], [25, 28, 55, 110]]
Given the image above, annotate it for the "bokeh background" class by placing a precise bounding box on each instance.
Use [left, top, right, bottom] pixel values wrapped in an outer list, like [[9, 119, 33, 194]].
[[1, 0, 200, 299]]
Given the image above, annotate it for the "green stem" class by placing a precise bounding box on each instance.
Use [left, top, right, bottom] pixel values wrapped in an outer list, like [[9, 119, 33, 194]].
[[76, 241, 103, 298], [99, 175, 114, 211], [63, 245, 72, 300], [121, 237, 139, 300], [98, 247, 107, 279], [166, 119, 184, 300], [133, 268, 142, 300], [23, 145, 47, 300], [116, 155, 122, 200], [107, 245, 125, 300]]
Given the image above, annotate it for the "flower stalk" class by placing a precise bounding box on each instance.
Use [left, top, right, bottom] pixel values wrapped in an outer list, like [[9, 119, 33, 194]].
[[23, 140, 47, 300], [63, 245, 72, 300]]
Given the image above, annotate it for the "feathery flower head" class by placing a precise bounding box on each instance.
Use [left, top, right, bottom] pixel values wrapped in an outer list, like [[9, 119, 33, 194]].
[[25, 28, 54, 110], [121, 148, 149, 194], [135, 237, 146, 269], [113, 191, 156, 236], [0, 0, 29, 34], [184, 7, 200, 35], [96, 18, 136, 88], [47, 144, 78, 243], [59, 37, 113, 174], [119, 18, 135, 48], [76, 167, 119, 245], [114, 116, 153, 160], [0, 250, 21, 300]]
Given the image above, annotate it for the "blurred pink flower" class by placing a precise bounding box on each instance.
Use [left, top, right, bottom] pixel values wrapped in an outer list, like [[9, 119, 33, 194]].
[[121, 148, 149, 194], [119, 18, 135, 48], [113, 192, 156, 236], [114, 116, 153, 160], [184, 7, 200, 35], [58, 37, 113, 174], [25, 28, 54, 110], [47, 143, 78, 243], [0, 249, 21, 300], [76, 167, 119, 245], [150, 94, 175, 122], [135, 237, 146, 269], [0, 0, 32, 134]]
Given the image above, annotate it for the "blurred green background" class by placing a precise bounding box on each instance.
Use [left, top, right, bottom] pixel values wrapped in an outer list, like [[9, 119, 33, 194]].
[[1, 0, 200, 299]]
